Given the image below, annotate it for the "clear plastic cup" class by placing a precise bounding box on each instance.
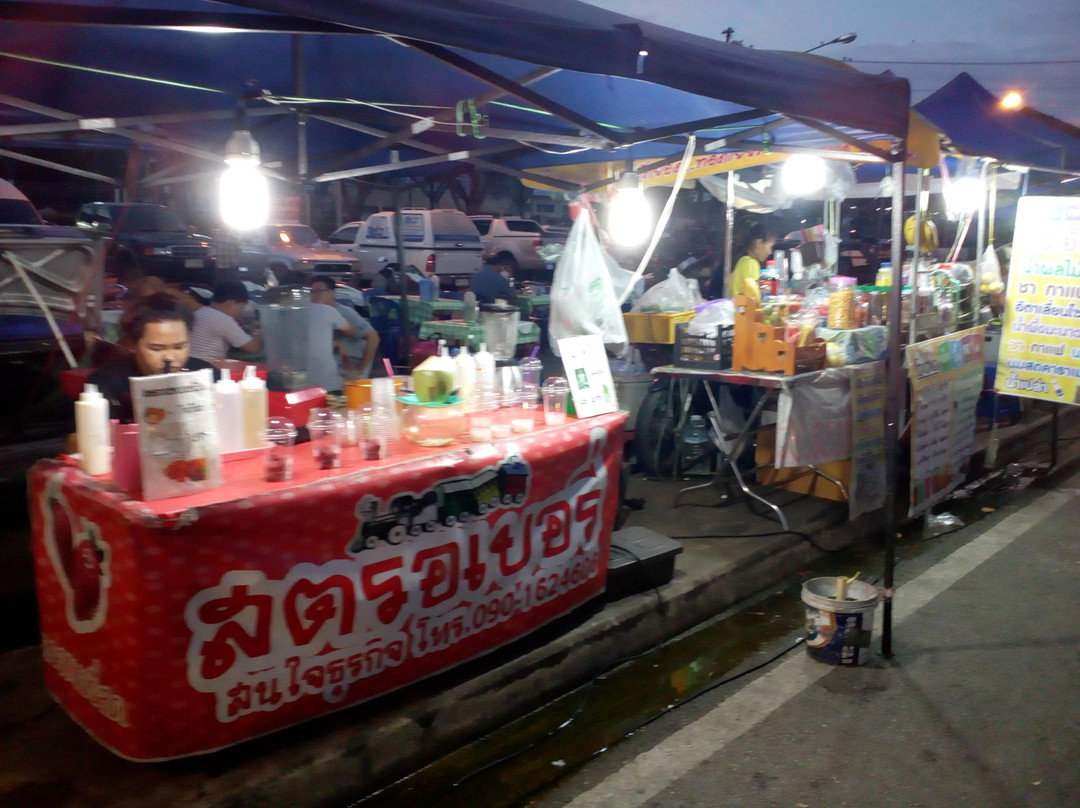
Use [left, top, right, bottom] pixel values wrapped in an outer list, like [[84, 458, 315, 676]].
[[518, 357, 543, 387], [308, 408, 344, 469], [542, 377, 570, 425], [264, 417, 297, 482]]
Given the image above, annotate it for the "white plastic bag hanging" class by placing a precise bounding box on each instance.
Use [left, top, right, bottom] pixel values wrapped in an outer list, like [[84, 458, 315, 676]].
[[630, 267, 704, 313], [549, 212, 629, 358]]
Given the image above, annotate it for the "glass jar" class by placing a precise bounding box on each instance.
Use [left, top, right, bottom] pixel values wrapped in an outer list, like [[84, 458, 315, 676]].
[[402, 400, 467, 447]]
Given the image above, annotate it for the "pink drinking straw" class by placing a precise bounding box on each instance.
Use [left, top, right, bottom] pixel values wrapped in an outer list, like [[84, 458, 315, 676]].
[[383, 358, 394, 377]]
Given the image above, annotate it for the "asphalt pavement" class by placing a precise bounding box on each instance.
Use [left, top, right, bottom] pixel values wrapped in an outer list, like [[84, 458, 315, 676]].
[[530, 468, 1080, 808]]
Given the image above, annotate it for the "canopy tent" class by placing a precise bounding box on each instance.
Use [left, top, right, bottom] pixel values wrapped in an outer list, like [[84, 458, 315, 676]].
[[914, 72, 1080, 175], [0, 0, 911, 200]]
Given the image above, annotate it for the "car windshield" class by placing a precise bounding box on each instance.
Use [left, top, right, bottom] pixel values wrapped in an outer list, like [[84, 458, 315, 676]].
[[267, 225, 319, 246], [112, 206, 187, 231], [0, 199, 43, 225]]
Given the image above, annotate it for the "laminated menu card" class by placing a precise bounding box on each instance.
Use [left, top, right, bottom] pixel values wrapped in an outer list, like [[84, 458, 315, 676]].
[[131, 368, 223, 500], [557, 334, 618, 418]]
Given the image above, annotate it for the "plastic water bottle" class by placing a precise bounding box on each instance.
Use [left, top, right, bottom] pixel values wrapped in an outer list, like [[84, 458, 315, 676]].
[[681, 414, 712, 471], [463, 291, 478, 323]]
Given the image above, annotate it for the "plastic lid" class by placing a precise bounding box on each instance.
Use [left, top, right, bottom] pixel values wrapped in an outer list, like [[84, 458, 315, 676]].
[[220, 368, 232, 382], [479, 303, 520, 313], [80, 383, 101, 399]]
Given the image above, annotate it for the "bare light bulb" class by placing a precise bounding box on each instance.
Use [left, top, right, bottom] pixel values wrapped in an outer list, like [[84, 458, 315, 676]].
[[220, 163, 269, 231], [780, 154, 828, 196], [608, 173, 652, 247]]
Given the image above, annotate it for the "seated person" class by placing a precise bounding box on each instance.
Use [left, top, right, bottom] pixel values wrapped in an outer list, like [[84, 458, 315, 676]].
[[309, 276, 380, 380], [469, 262, 516, 304], [189, 280, 261, 361], [87, 292, 217, 421], [305, 279, 359, 394]]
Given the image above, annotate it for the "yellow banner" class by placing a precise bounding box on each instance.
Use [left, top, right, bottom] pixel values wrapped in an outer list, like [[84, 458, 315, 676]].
[[995, 196, 1080, 405]]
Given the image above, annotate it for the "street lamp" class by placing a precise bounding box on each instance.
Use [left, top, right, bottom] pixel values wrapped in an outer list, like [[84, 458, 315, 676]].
[[1000, 90, 1024, 110], [804, 32, 857, 53]]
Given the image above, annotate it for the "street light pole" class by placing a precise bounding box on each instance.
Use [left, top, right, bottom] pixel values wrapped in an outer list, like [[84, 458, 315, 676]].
[[804, 32, 857, 53]]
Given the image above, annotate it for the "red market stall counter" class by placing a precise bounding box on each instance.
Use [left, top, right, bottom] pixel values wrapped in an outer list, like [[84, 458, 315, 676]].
[[29, 412, 626, 761]]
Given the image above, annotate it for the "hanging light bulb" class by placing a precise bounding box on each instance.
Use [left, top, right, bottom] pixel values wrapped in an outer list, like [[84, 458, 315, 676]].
[[780, 154, 828, 196], [220, 129, 269, 231], [607, 171, 652, 247]]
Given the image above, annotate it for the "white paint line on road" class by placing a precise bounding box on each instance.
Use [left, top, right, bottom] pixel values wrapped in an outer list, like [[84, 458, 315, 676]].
[[561, 489, 1075, 808]]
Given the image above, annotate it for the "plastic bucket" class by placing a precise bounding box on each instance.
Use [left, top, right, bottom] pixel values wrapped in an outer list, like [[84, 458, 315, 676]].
[[801, 577, 880, 666]]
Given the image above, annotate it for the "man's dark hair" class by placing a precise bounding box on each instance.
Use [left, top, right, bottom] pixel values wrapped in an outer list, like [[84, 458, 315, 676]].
[[309, 275, 337, 291], [212, 280, 250, 304], [120, 292, 194, 343]]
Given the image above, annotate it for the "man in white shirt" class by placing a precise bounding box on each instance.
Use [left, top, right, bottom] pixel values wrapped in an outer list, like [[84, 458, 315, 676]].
[[306, 279, 359, 393], [309, 276, 380, 381], [189, 281, 261, 361]]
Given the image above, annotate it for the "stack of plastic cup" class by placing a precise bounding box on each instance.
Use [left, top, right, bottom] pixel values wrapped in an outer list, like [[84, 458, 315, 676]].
[[542, 377, 570, 425], [468, 385, 497, 442], [518, 356, 543, 387], [370, 377, 401, 441], [512, 382, 538, 433]]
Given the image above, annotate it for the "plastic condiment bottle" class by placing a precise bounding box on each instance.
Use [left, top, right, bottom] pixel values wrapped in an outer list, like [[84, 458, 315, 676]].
[[75, 383, 112, 476], [454, 346, 476, 408], [474, 342, 496, 389], [214, 368, 244, 453], [239, 365, 268, 449]]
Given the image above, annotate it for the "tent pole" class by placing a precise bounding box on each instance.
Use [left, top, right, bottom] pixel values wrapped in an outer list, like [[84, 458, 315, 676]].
[[293, 34, 310, 225], [908, 170, 924, 346], [882, 155, 906, 659], [724, 170, 734, 296]]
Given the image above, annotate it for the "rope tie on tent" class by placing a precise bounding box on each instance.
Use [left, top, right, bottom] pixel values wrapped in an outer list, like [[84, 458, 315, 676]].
[[455, 98, 485, 138]]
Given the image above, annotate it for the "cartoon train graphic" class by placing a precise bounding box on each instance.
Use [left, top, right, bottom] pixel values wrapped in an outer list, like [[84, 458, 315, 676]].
[[349, 455, 530, 552]]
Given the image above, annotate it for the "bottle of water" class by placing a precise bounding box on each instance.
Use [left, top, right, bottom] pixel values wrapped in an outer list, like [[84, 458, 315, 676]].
[[681, 414, 711, 471]]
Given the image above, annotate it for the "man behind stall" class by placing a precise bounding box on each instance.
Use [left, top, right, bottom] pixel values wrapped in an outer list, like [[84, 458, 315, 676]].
[[468, 261, 516, 304], [309, 276, 380, 381], [189, 280, 261, 361], [305, 278, 359, 394], [87, 292, 217, 422]]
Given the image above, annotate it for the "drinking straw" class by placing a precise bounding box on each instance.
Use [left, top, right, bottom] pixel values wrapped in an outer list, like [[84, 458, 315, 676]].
[[383, 358, 394, 377], [529, 345, 540, 361]]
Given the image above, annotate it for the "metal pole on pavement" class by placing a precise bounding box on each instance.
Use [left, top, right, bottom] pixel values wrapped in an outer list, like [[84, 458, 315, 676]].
[[882, 155, 907, 658]]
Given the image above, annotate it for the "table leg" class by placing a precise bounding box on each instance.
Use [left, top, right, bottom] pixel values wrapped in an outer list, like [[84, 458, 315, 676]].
[[674, 383, 790, 531]]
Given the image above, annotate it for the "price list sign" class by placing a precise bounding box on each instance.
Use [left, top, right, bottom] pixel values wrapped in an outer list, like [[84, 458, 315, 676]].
[[906, 327, 985, 516], [996, 196, 1080, 404]]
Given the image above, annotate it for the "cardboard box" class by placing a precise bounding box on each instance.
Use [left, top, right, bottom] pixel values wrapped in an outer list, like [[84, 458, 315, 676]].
[[755, 427, 850, 502]]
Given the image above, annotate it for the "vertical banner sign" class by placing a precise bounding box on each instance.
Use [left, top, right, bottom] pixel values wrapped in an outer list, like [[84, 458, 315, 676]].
[[906, 327, 985, 516], [848, 361, 886, 520], [995, 196, 1080, 404]]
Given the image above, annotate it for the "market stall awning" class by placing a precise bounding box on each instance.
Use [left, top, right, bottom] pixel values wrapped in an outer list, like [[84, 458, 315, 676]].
[[915, 72, 1080, 173], [0, 0, 911, 192]]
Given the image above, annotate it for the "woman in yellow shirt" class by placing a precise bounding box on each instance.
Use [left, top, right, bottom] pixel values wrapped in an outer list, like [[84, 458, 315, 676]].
[[727, 222, 775, 301]]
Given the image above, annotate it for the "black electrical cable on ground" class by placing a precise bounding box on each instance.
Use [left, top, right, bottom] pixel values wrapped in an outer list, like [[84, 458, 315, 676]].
[[669, 527, 840, 554]]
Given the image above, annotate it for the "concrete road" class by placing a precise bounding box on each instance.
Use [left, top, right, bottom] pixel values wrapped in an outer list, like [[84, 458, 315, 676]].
[[529, 471, 1080, 808]]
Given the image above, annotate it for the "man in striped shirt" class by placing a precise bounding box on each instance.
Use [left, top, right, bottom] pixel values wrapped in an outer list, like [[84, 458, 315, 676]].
[[189, 281, 261, 361]]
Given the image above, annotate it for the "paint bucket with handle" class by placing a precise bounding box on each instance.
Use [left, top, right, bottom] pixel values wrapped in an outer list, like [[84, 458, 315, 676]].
[[801, 576, 880, 666]]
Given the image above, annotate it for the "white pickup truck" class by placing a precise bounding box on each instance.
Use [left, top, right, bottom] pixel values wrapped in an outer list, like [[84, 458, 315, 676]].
[[327, 209, 483, 290], [469, 216, 565, 281]]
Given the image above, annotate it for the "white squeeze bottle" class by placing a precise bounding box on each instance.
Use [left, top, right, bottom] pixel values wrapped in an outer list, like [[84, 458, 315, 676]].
[[75, 383, 112, 476], [474, 342, 496, 390], [454, 346, 476, 407], [214, 368, 244, 453], [239, 365, 268, 449]]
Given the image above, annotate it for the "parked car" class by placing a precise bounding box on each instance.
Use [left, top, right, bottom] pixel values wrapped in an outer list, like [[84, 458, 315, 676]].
[[0, 178, 44, 226], [74, 202, 214, 286], [234, 223, 360, 286], [469, 215, 565, 280], [326, 208, 483, 290]]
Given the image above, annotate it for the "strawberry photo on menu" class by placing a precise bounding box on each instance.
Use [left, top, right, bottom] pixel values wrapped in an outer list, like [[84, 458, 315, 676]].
[[130, 368, 223, 500]]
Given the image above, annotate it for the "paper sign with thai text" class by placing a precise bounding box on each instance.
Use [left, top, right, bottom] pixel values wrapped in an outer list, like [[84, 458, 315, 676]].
[[848, 361, 886, 520], [906, 327, 985, 516], [995, 196, 1080, 405]]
